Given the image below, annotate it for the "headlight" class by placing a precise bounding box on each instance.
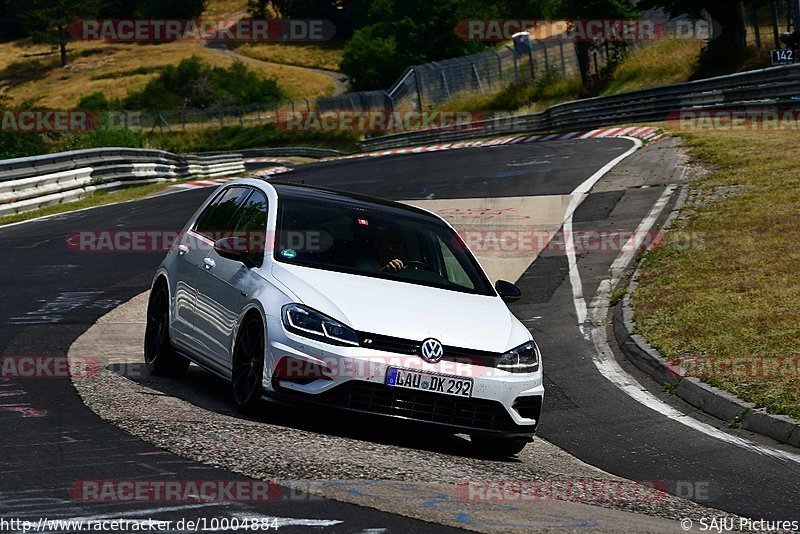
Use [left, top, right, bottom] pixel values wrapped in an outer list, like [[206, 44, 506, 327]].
[[497, 340, 540, 373], [281, 304, 360, 346]]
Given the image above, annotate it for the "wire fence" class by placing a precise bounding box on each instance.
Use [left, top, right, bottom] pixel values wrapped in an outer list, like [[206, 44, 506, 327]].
[[324, 41, 592, 113], [118, 15, 721, 131], [115, 99, 313, 132]]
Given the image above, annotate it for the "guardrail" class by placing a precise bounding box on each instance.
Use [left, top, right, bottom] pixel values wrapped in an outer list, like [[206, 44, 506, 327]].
[[5, 60, 799, 217], [0, 148, 245, 218], [197, 147, 346, 159], [361, 62, 800, 151]]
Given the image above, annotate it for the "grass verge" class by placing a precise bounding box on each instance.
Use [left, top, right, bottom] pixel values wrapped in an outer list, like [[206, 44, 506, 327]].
[[633, 128, 800, 420], [441, 38, 713, 114], [232, 42, 344, 71], [145, 124, 360, 153], [0, 182, 176, 227], [602, 39, 704, 95], [444, 72, 585, 114]]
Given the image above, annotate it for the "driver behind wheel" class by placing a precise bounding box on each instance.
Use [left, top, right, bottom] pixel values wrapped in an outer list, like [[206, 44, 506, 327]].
[[356, 229, 406, 272]]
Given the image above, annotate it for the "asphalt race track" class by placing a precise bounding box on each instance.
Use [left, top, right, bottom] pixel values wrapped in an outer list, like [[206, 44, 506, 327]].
[[2, 138, 799, 531]]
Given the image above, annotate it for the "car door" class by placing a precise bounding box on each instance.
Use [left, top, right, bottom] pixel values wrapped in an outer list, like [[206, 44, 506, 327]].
[[178, 186, 251, 360], [169, 228, 206, 349], [194, 188, 268, 374]]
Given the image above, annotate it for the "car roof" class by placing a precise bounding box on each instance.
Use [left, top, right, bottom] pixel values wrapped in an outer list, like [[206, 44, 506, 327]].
[[267, 181, 441, 222]]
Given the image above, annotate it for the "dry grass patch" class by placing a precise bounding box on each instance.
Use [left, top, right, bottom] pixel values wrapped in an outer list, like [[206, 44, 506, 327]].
[[234, 42, 344, 71], [634, 128, 800, 420], [0, 40, 333, 108], [603, 38, 704, 94], [203, 0, 251, 19]]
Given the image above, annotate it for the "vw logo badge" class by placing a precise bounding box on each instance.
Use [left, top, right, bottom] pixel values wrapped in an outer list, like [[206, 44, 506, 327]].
[[420, 338, 444, 363]]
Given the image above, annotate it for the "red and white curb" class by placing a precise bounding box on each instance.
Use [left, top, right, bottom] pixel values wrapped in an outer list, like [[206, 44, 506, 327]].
[[174, 126, 665, 190], [249, 166, 293, 178], [242, 157, 294, 164], [174, 166, 293, 190], [174, 178, 237, 190], [339, 126, 665, 160]]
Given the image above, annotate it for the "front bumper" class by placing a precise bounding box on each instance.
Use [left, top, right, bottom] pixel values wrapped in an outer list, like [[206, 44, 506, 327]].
[[264, 316, 544, 436]]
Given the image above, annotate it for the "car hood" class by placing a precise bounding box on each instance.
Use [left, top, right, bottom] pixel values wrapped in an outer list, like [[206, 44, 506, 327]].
[[270, 262, 527, 353]]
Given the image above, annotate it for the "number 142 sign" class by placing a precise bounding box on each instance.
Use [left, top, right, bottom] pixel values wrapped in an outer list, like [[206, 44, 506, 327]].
[[772, 49, 796, 65]]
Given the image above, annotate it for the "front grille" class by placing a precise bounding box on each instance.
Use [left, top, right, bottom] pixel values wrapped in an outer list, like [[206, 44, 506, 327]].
[[358, 332, 419, 355], [357, 332, 502, 367], [327, 381, 513, 431]]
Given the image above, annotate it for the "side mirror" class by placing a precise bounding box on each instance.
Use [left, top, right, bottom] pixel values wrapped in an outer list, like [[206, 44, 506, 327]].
[[495, 280, 522, 303], [214, 236, 255, 267]]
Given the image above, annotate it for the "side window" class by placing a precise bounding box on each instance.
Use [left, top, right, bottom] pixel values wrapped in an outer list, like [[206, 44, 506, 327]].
[[436, 236, 475, 290], [228, 190, 269, 266], [194, 187, 250, 240]]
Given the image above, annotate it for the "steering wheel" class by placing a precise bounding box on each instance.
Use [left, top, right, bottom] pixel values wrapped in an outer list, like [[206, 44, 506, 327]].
[[403, 260, 435, 272]]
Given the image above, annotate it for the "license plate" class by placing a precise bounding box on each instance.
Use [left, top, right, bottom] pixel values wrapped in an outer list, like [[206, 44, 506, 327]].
[[385, 367, 473, 398]]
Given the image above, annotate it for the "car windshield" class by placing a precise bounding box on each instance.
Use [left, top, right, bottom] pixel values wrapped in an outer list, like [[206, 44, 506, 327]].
[[275, 197, 495, 296]]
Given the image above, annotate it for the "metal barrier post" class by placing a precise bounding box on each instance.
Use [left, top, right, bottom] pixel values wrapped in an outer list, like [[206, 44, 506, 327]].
[[471, 63, 484, 93], [513, 53, 519, 81], [772, 0, 781, 48], [527, 46, 535, 80], [441, 69, 451, 100], [543, 43, 549, 70], [413, 67, 424, 110]]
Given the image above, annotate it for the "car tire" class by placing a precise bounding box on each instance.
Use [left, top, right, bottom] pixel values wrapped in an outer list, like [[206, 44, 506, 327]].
[[470, 435, 530, 457], [144, 283, 189, 376], [231, 313, 266, 414]]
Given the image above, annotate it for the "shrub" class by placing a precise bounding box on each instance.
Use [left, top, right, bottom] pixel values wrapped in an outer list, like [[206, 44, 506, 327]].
[[0, 96, 47, 158], [57, 129, 149, 151], [77, 91, 120, 111], [123, 56, 285, 111]]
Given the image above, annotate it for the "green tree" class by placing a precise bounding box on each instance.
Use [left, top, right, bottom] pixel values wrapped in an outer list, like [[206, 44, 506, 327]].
[[0, 96, 47, 158], [271, 0, 371, 37], [247, 0, 270, 19], [340, 0, 488, 90], [94, 0, 205, 19], [0, 0, 28, 41], [637, 0, 747, 51], [340, 26, 400, 91], [557, 0, 639, 88], [14, 0, 99, 66], [96, 0, 138, 18], [637, 0, 748, 76], [137, 0, 205, 19]]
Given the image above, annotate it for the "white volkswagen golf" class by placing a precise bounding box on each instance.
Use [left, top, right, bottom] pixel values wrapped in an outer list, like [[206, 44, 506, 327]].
[[146, 179, 544, 456]]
